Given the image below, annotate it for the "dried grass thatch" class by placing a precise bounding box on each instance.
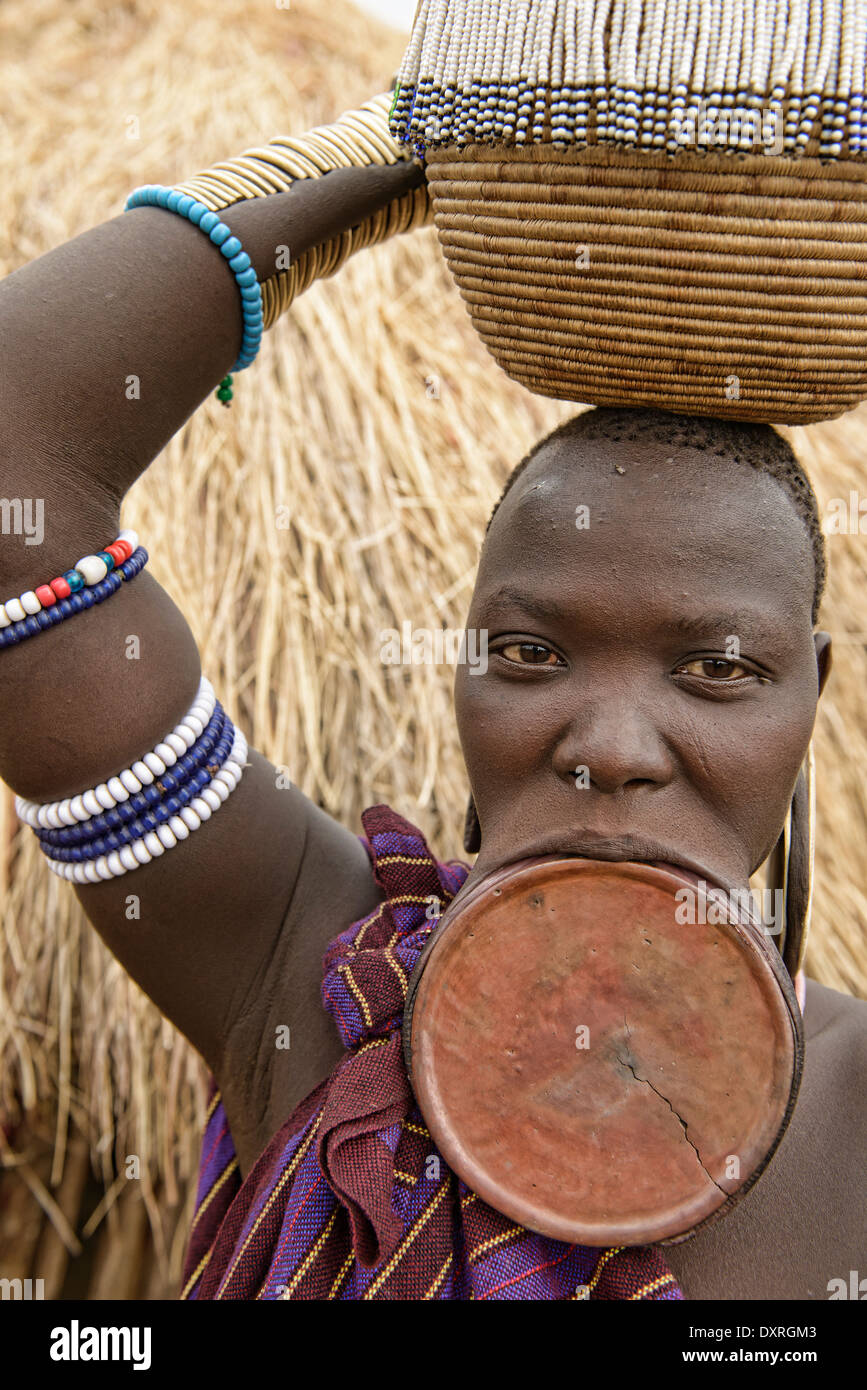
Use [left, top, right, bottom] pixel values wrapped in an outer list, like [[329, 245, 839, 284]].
[[0, 0, 864, 1297]]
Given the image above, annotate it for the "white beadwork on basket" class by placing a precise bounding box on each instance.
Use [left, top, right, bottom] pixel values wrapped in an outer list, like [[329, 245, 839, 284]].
[[389, 0, 867, 159]]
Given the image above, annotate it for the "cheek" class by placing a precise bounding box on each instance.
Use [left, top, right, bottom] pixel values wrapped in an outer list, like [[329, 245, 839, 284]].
[[454, 669, 551, 787], [677, 684, 817, 838]]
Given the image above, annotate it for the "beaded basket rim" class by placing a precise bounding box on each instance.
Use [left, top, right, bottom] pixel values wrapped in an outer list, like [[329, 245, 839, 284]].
[[390, 0, 867, 164]]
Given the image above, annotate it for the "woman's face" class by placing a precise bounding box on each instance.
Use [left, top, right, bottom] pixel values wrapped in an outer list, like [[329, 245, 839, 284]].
[[454, 434, 831, 893]]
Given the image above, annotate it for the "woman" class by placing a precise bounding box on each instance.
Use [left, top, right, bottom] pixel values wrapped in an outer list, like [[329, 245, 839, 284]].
[[0, 155, 863, 1300]]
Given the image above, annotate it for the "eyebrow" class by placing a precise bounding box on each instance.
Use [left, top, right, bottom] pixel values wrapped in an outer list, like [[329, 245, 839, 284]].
[[479, 589, 784, 645], [480, 587, 574, 625], [667, 612, 780, 643]]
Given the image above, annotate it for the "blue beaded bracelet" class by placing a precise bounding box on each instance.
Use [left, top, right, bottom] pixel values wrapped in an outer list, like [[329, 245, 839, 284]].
[[0, 548, 148, 650], [36, 704, 228, 848], [40, 718, 237, 864], [123, 185, 264, 395]]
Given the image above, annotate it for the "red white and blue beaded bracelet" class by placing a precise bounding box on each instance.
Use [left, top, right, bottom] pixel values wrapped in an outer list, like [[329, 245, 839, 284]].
[[0, 530, 147, 650]]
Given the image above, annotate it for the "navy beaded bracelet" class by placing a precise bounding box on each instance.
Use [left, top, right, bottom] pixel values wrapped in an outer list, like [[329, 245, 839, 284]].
[[0, 548, 148, 650], [39, 716, 237, 864], [14, 674, 249, 885], [36, 704, 228, 849]]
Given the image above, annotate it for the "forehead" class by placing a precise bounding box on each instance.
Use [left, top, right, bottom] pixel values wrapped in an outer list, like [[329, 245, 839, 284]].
[[477, 435, 815, 628]]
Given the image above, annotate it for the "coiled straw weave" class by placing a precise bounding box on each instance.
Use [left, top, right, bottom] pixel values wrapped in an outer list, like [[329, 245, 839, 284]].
[[173, 92, 433, 332], [390, 1, 867, 423]]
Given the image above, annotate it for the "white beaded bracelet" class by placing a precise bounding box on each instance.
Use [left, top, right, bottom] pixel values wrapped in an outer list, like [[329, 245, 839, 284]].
[[45, 725, 248, 884], [15, 676, 216, 830]]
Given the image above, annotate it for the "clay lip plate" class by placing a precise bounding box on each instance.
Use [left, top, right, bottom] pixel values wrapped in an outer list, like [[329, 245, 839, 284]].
[[404, 857, 802, 1248]]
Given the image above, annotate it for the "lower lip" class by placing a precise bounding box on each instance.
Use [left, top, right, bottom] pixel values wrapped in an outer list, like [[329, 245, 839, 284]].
[[510, 847, 721, 890], [455, 853, 702, 915]]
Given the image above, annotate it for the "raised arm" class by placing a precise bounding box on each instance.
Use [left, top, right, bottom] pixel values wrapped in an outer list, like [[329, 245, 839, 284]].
[[0, 152, 425, 1171]]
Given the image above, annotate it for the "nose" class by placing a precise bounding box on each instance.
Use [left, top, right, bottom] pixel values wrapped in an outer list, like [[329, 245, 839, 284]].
[[551, 696, 675, 794]]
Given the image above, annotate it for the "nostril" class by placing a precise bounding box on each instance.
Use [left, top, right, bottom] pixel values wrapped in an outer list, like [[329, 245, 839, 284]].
[[563, 770, 661, 793]]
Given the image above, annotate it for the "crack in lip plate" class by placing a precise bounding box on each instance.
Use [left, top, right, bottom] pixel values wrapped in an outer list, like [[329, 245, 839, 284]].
[[403, 856, 802, 1249]]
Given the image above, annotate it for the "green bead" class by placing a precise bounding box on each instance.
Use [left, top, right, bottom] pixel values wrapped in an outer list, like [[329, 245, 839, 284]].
[[219, 375, 233, 389], [217, 387, 232, 401]]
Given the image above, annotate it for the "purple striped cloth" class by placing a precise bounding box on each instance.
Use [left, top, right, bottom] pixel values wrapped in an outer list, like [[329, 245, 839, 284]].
[[179, 804, 684, 1300]]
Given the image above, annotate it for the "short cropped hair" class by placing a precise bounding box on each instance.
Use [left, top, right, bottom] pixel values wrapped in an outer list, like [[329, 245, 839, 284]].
[[485, 407, 826, 624]]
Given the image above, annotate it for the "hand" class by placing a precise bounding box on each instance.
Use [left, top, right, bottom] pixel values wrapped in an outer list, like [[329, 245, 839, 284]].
[[222, 158, 428, 283]]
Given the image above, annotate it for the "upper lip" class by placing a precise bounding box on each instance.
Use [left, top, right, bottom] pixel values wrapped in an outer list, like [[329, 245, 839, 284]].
[[495, 830, 733, 891]]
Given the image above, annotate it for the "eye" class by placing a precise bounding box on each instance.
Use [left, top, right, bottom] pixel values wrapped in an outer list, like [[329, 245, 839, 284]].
[[495, 641, 563, 667], [674, 657, 751, 680]]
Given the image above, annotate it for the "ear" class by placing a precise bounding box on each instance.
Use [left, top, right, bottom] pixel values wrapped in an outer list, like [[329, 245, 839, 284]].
[[780, 759, 814, 984], [463, 793, 481, 854], [814, 631, 832, 696]]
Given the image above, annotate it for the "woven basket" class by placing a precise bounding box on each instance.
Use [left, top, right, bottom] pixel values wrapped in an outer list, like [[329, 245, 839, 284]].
[[424, 141, 867, 423], [391, 0, 867, 424]]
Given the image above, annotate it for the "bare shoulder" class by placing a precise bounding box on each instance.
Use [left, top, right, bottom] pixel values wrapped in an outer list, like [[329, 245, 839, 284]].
[[664, 976, 867, 1300], [802, 978, 867, 1140], [803, 975, 867, 1050]]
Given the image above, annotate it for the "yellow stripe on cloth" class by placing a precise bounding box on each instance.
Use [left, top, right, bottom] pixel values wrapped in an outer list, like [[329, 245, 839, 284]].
[[328, 1251, 356, 1300], [629, 1272, 678, 1300], [468, 1223, 524, 1264], [586, 1246, 624, 1293], [362, 1178, 451, 1299], [180, 1249, 213, 1301], [425, 1253, 453, 1299], [355, 1036, 391, 1056], [339, 962, 374, 1029], [354, 895, 436, 947], [375, 855, 438, 868], [205, 1091, 221, 1123], [383, 935, 408, 994], [272, 1208, 341, 1299], [215, 1111, 324, 1298], [189, 1157, 239, 1236], [352, 899, 388, 949]]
